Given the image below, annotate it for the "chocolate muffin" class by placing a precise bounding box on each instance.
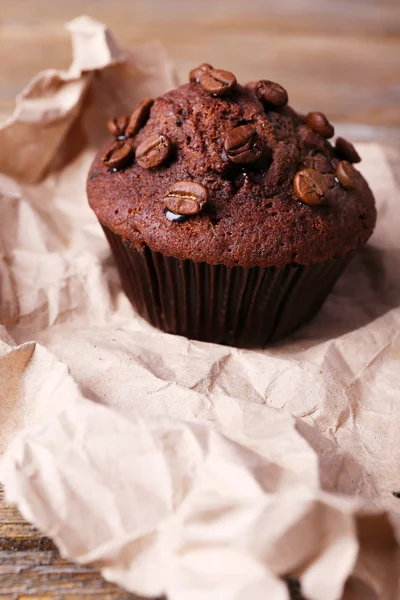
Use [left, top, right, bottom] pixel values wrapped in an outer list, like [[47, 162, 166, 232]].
[[87, 66, 376, 347]]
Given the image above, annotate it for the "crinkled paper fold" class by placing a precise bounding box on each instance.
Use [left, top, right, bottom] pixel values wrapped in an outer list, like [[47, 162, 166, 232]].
[[0, 15, 399, 600]]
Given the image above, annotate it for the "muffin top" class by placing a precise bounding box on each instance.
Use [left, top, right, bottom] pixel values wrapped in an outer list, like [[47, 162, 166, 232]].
[[87, 66, 376, 268]]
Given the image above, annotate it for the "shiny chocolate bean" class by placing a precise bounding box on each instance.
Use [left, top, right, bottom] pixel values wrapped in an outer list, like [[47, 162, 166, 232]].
[[306, 112, 334, 139], [336, 160, 362, 189], [136, 134, 172, 168], [200, 69, 237, 96], [102, 141, 134, 170], [164, 181, 208, 215], [189, 63, 213, 83], [255, 80, 288, 107], [125, 98, 154, 137], [335, 137, 361, 163], [107, 115, 129, 138], [224, 124, 262, 164], [293, 168, 327, 205]]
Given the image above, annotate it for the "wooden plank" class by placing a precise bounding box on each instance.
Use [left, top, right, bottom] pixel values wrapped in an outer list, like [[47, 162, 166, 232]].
[[0, 486, 139, 598], [0, 0, 399, 124], [1, 0, 400, 36]]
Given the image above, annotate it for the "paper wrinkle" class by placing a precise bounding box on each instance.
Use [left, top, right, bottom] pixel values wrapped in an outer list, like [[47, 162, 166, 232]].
[[0, 395, 363, 600], [66, 16, 126, 73], [0, 15, 400, 600]]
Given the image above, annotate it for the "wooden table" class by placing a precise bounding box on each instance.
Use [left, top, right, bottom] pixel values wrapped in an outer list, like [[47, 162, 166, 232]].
[[0, 487, 137, 598], [0, 1, 399, 597]]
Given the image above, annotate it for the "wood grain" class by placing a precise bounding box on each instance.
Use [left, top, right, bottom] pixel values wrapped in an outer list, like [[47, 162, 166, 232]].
[[0, 0, 399, 125], [0, 486, 138, 598], [0, 1, 399, 597]]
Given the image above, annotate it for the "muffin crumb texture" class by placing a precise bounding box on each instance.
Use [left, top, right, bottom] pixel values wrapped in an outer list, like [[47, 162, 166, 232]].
[[88, 67, 376, 269]]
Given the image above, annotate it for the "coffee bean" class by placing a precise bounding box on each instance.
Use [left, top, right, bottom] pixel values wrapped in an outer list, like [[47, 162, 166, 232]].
[[200, 69, 237, 96], [335, 137, 361, 163], [189, 63, 213, 83], [255, 80, 288, 107], [136, 134, 172, 169], [107, 115, 129, 138], [306, 112, 334, 138], [293, 168, 327, 205], [224, 125, 262, 164], [164, 181, 208, 215], [125, 98, 154, 137], [102, 141, 134, 170], [336, 160, 362, 189], [297, 125, 325, 150], [107, 119, 118, 137], [165, 209, 188, 223]]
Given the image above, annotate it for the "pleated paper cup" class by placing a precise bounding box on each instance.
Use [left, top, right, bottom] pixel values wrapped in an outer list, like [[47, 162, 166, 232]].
[[103, 225, 352, 347]]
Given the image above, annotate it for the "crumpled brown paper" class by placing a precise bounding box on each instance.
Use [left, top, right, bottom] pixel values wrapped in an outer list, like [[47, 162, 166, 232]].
[[0, 15, 399, 600]]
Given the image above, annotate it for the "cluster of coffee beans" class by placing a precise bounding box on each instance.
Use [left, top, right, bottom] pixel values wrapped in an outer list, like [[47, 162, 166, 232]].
[[102, 63, 363, 219], [103, 97, 175, 172], [291, 110, 361, 205]]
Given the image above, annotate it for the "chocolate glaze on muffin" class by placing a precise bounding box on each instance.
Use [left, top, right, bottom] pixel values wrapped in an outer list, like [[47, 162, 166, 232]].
[[87, 68, 376, 346]]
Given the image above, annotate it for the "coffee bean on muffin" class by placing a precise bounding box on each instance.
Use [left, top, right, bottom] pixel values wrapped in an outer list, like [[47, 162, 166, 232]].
[[107, 115, 129, 139], [199, 69, 237, 95], [164, 181, 208, 215], [189, 63, 213, 83], [306, 112, 334, 139], [125, 98, 154, 138], [335, 137, 361, 163], [102, 141, 134, 170], [255, 80, 288, 108], [336, 160, 362, 189], [224, 125, 262, 164], [294, 168, 327, 205], [136, 134, 173, 168]]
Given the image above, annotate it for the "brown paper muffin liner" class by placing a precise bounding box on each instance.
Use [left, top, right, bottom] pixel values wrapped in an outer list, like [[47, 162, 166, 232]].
[[103, 225, 353, 347]]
